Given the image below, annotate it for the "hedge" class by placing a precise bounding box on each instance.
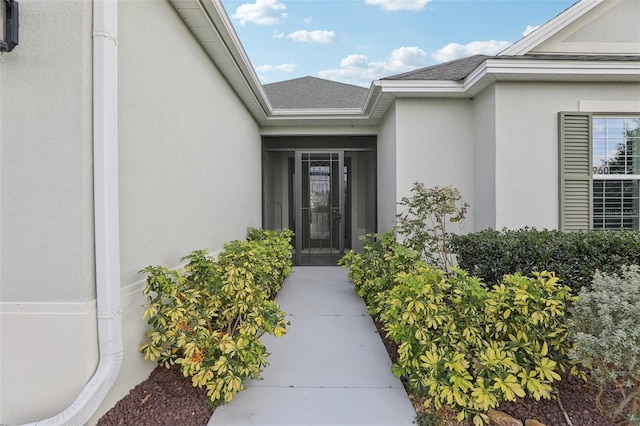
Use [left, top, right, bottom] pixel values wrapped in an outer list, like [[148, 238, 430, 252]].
[[450, 228, 640, 292]]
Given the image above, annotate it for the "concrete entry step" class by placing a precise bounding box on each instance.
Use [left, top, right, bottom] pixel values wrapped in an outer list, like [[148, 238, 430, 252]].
[[208, 266, 416, 426]]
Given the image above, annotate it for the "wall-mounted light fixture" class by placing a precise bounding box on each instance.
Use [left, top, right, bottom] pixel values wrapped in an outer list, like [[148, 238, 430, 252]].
[[0, 0, 18, 53]]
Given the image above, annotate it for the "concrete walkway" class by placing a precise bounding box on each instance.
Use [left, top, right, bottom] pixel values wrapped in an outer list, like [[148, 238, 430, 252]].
[[208, 266, 416, 426]]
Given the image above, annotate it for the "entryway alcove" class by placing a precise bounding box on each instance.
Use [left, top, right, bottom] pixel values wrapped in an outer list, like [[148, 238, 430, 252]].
[[262, 136, 377, 265]]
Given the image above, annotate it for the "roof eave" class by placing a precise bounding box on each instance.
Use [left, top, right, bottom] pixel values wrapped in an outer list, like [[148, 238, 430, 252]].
[[499, 0, 603, 56], [169, 1, 638, 129], [269, 108, 367, 117], [263, 58, 640, 127], [483, 58, 640, 80], [170, 0, 274, 124]]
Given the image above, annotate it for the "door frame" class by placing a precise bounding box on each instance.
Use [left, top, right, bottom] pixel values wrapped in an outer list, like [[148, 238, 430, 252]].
[[294, 150, 345, 265], [261, 135, 378, 266]]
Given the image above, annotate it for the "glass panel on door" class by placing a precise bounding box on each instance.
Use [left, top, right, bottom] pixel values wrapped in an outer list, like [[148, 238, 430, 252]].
[[297, 152, 344, 265]]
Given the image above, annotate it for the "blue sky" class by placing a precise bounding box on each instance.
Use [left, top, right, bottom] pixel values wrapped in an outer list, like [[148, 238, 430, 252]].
[[219, 0, 577, 87]]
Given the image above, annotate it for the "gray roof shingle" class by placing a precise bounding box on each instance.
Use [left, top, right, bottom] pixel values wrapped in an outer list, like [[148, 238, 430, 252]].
[[262, 55, 640, 110], [384, 55, 490, 81], [263, 76, 369, 109]]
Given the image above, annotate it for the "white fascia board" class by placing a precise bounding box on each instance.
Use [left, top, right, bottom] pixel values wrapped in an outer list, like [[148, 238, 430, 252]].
[[171, 0, 274, 118], [202, 0, 273, 113], [419, 57, 640, 97], [483, 58, 640, 77], [362, 82, 384, 114], [499, 0, 603, 56], [376, 79, 467, 94], [260, 126, 379, 136], [266, 112, 375, 122], [270, 108, 366, 116]]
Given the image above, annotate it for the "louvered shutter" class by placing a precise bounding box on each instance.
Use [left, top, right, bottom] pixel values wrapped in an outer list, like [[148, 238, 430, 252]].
[[559, 112, 592, 230]]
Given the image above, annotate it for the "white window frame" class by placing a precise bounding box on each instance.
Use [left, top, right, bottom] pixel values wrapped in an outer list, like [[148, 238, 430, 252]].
[[592, 116, 640, 230]]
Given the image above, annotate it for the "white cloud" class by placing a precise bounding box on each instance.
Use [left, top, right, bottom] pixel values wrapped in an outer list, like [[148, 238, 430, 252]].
[[287, 30, 336, 44], [318, 46, 427, 87], [255, 63, 297, 73], [365, 0, 431, 11], [431, 40, 512, 63], [304, 16, 313, 24], [231, 0, 287, 26], [523, 25, 541, 37], [387, 46, 426, 70], [272, 30, 285, 39]]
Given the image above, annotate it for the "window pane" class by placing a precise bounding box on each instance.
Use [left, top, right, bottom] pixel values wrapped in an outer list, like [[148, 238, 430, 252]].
[[593, 119, 606, 139], [593, 118, 640, 176], [593, 180, 639, 230]]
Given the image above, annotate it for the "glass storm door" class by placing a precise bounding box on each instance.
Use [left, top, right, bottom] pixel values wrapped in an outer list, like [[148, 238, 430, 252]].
[[295, 152, 345, 265]]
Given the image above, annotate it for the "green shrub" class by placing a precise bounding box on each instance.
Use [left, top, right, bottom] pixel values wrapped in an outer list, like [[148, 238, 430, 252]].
[[415, 410, 442, 426], [381, 264, 577, 426], [569, 266, 640, 422], [338, 231, 420, 316], [139, 229, 292, 406], [225, 228, 293, 299], [451, 228, 640, 292], [396, 183, 468, 271]]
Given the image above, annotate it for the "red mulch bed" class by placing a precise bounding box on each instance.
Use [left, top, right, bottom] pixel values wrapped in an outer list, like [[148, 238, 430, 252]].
[[97, 365, 214, 426], [99, 323, 628, 426]]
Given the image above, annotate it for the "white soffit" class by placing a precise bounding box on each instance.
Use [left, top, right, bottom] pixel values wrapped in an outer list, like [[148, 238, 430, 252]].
[[499, 0, 603, 56], [170, 0, 272, 123]]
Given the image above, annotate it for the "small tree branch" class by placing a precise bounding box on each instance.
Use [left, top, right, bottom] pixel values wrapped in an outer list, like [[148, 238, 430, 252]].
[[557, 391, 575, 426]]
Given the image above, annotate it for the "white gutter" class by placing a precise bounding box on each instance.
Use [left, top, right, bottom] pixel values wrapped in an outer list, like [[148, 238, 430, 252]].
[[23, 0, 123, 424]]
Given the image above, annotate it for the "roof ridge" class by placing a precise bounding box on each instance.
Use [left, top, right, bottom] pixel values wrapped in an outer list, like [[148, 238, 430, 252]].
[[263, 75, 366, 90], [262, 75, 368, 109]]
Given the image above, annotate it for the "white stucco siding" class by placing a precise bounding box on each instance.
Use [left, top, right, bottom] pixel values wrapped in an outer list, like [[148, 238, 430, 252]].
[[493, 81, 640, 230], [376, 102, 398, 233], [118, 0, 262, 287], [394, 98, 475, 233], [473, 87, 497, 231], [1, 302, 99, 424], [532, 0, 640, 55], [99, 2, 263, 421], [0, 1, 95, 303], [0, 2, 97, 424]]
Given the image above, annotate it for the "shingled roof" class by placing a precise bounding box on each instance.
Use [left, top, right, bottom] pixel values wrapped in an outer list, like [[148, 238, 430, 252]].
[[263, 76, 369, 109], [384, 55, 490, 81], [261, 55, 640, 112]]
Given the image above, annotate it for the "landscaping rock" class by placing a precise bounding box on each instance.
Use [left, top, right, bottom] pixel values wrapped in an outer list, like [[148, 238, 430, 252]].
[[488, 409, 523, 426]]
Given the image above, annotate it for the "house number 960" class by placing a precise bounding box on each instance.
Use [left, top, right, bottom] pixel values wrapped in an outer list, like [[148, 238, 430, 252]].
[[593, 166, 610, 175]]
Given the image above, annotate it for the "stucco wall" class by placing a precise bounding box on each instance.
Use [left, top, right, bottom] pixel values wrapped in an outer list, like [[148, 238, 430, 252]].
[[0, 2, 97, 424], [473, 86, 497, 231], [118, 1, 262, 286], [0, 1, 95, 304], [394, 98, 475, 234], [532, 0, 640, 55], [493, 81, 640, 230], [95, 1, 262, 422], [1, 1, 263, 424], [376, 102, 398, 233]]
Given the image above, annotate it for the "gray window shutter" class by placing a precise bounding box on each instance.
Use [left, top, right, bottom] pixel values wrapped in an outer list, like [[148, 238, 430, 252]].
[[559, 112, 592, 231]]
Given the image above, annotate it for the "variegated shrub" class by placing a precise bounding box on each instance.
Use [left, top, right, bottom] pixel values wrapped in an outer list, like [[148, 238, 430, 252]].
[[139, 229, 292, 406], [380, 265, 578, 425]]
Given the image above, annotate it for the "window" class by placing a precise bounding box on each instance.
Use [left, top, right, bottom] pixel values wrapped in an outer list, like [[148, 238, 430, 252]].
[[559, 113, 640, 231], [592, 117, 640, 230]]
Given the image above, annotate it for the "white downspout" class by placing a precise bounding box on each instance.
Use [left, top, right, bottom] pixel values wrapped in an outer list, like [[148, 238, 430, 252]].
[[24, 0, 123, 424]]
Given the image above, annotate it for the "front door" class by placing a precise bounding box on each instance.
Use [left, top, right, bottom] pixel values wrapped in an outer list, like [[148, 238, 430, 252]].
[[295, 151, 345, 265]]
